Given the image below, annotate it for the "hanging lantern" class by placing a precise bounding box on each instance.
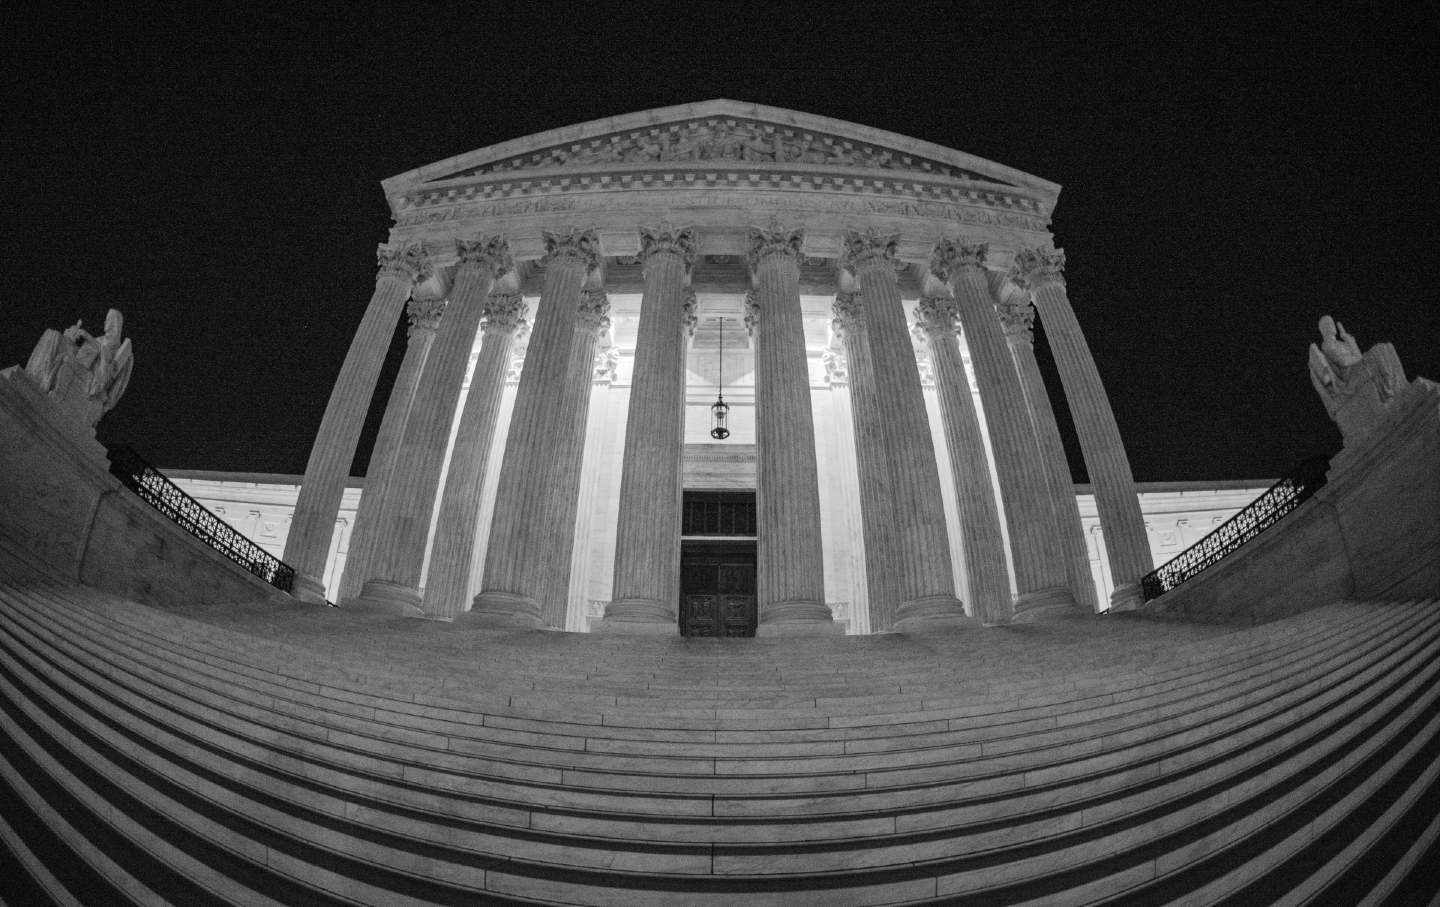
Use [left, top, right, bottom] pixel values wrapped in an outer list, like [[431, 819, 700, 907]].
[[710, 316, 731, 440]]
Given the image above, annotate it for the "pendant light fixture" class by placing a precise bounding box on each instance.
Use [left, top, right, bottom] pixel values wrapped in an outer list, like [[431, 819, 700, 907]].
[[710, 316, 730, 440]]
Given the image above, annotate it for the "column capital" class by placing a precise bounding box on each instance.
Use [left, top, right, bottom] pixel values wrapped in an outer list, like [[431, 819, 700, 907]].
[[831, 290, 866, 338], [746, 218, 804, 269], [377, 242, 432, 284], [456, 234, 515, 279], [682, 288, 699, 337], [913, 295, 961, 338], [929, 238, 988, 282], [639, 223, 697, 272], [405, 295, 446, 337], [743, 288, 761, 336], [577, 288, 611, 335], [480, 292, 527, 336], [821, 347, 848, 386], [592, 342, 621, 383], [841, 227, 900, 276], [997, 297, 1036, 348], [1009, 246, 1066, 290], [542, 227, 602, 273]]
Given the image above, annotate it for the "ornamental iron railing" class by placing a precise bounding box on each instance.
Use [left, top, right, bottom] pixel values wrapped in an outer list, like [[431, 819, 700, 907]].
[[106, 445, 297, 593], [1140, 456, 1331, 601]]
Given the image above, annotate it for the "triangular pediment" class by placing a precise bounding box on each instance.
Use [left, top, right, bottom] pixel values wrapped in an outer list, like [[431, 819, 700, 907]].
[[384, 100, 1058, 197]]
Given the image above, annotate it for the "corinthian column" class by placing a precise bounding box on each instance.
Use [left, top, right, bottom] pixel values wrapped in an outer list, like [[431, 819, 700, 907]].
[[831, 292, 902, 631], [913, 295, 1012, 624], [600, 225, 697, 634], [468, 228, 599, 627], [746, 222, 838, 635], [338, 295, 444, 602], [994, 287, 1099, 613], [421, 292, 527, 619], [284, 243, 430, 602], [936, 240, 1075, 619], [841, 229, 968, 629], [1011, 247, 1152, 610], [353, 236, 513, 615]]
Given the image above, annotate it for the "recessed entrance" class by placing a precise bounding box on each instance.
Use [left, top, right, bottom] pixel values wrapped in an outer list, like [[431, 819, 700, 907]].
[[679, 492, 757, 638]]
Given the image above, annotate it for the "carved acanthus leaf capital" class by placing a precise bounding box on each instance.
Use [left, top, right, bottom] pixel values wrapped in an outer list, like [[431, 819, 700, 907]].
[[456, 234, 515, 279], [929, 238, 988, 283], [996, 297, 1036, 347], [481, 292, 527, 336], [822, 348, 849, 386], [746, 218, 804, 270], [593, 344, 621, 383], [377, 242, 432, 284], [639, 223, 698, 272], [840, 227, 900, 276], [542, 227, 602, 273], [576, 288, 611, 334], [682, 288, 699, 337], [913, 296, 961, 338], [831, 291, 866, 339], [405, 295, 447, 337], [743, 289, 761, 336], [1009, 246, 1066, 290]]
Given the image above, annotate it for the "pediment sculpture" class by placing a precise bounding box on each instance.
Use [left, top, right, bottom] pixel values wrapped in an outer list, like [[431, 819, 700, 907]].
[[1308, 315, 1407, 445], [23, 308, 134, 428]]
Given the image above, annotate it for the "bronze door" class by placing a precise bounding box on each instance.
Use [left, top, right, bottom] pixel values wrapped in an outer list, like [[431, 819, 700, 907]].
[[680, 546, 756, 637]]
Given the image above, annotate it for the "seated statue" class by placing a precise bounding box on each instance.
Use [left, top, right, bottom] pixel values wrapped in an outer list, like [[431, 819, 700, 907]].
[[24, 308, 133, 427], [1308, 315, 1406, 445]]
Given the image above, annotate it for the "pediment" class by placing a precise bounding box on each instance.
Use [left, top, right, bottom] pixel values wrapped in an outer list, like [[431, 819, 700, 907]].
[[385, 100, 1058, 197]]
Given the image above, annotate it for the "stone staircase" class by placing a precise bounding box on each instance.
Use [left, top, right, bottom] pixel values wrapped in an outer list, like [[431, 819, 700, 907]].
[[1, 580, 1437, 905]]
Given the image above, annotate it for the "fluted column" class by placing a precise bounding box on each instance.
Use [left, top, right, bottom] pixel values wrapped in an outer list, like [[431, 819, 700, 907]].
[[533, 288, 611, 628], [337, 296, 445, 602], [937, 240, 1075, 619], [420, 292, 528, 619], [1011, 246, 1152, 610], [746, 223, 837, 635], [600, 225, 697, 633], [994, 288, 1099, 613], [468, 228, 599, 627], [914, 295, 1013, 624], [831, 292, 902, 631], [284, 243, 429, 602], [841, 228, 968, 628], [353, 236, 513, 615]]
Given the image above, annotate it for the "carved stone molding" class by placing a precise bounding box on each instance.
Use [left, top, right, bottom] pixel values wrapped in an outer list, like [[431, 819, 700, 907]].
[[577, 288, 611, 334], [831, 291, 866, 338], [682, 288, 699, 337], [405, 296, 447, 337], [638, 223, 698, 272], [377, 242, 431, 284], [481, 292, 527, 336], [996, 297, 1037, 348], [840, 227, 899, 276], [746, 219, 804, 269], [929, 238, 988, 282], [541, 227, 601, 273], [455, 234, 515, 279], [913, 295, 961, 337], [743, 289, 760, 336], [1009, 246, 1066, 290]]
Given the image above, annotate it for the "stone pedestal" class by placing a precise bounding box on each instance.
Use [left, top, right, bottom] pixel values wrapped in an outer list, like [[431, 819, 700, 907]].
[[284, 243, 429, 603], [1011, 247, 1152, 611]]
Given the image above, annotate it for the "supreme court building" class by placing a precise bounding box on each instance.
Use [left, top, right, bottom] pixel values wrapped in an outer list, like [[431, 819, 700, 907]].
[[278, 100, 1159, 636]]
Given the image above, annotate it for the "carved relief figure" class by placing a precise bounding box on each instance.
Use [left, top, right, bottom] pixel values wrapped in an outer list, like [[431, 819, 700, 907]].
[[1308, 315, 1362, 415], [24, 308, 134, 425]]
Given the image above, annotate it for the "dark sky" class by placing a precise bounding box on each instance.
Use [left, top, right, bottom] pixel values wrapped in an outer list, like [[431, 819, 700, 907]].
[[4, 3, 1436, 484]]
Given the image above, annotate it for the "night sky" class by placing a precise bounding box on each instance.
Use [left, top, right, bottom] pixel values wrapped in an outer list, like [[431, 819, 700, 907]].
[[5, 4, 1436, 484]]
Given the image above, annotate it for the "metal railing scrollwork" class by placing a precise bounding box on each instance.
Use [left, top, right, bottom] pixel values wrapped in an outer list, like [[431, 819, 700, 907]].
[[1140, 456, 1331, 601], [106, 445, 297, 593]]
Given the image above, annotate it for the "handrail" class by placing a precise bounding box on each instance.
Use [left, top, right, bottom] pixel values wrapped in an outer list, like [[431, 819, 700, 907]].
[[106, 445, 297, 593], [1140, 455, 1331, 601]]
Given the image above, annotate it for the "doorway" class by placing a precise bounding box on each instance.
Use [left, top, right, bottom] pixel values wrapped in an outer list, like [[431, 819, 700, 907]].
[[679, 491, 757, 638]]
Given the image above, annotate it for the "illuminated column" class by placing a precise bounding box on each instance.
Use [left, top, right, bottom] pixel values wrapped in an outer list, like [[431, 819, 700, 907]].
[[337, 295, 443, 602], [842, 228, 968, 629], [746, 223, 838, 635], [420, 291, 527, 619], [994, 286, 1099, 612], [913, 295, 1012, 624], [937, 240, 1075, 618], [283, 243, 429, 603], [468, 228, 599, 627], [354, 236, 513, 614], [831, 292, 902, 631], [1011, 246, 1152, 610], [600, 225, 697, 633]]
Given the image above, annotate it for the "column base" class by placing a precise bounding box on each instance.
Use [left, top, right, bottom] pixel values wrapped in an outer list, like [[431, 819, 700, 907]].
[[1108, 583, 1145, 613], [592, 598, 678, 635], [893, 595, 977, 632], [1011, 586, 1082, 622], [344, 579, 423, 617], [289, 573, 330, 605], [757, 599, 844, 635], [459, 590, 546, 629]]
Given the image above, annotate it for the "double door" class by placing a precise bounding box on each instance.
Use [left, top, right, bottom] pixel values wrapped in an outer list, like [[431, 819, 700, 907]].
[[679, 542, 756, 637]]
